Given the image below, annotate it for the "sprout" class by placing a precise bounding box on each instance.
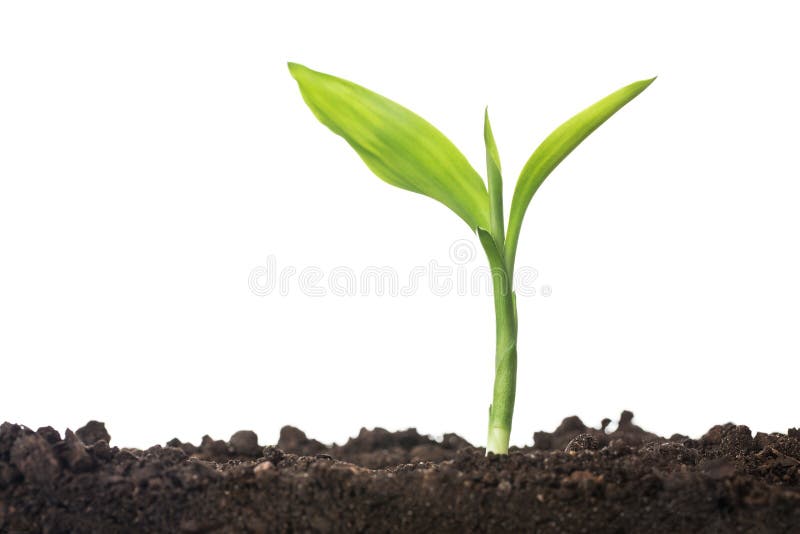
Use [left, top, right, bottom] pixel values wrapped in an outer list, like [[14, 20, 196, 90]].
[[288, 62, 654, 454]]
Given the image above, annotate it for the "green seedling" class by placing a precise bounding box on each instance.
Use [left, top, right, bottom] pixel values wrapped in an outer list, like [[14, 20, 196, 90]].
[[288, 62, 654, 454]]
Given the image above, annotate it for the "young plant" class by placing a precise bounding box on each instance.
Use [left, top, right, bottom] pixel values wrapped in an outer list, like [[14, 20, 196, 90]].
[[288, 63, 654, 454]]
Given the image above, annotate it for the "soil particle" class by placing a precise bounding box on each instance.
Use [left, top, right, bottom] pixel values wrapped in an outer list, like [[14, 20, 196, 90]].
[[36, 425, 62, 444], [1, 412, 799, 533], [261, 445, 285, 465], [91, 439, 114, 461], [533, 414, 600, 451], [252, 460, 275, 479], [564, 432, 605, 453], [76, 420, 111, 445], [276, 425, 326, 455], [229, 430, 261, 457], [54, 429, 96, 473], [199, 435, 230, 457], [167, 437, 199, 456]]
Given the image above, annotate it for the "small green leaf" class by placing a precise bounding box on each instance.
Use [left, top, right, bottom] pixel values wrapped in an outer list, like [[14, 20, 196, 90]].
[[483, 108, 502, 173], [505, 77, 655, 272], [288, 62, 490, 230], [484, 108, 504, 251]]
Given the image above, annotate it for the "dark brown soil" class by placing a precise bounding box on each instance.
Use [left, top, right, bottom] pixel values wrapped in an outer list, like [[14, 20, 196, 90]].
[[1, 411, 799, 533]]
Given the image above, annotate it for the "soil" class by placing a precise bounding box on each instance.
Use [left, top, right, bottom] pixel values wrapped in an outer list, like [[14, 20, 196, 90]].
[[1, 411, 799, 533]]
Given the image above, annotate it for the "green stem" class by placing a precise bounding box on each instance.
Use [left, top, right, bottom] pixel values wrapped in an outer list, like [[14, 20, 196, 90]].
[[481, 109, 516, 455], [486, 267, 517, 454], [478, 230, 518, 455]]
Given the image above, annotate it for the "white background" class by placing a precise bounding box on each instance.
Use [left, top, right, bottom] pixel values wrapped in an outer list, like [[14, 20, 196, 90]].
[[1, 2, 798, 449]]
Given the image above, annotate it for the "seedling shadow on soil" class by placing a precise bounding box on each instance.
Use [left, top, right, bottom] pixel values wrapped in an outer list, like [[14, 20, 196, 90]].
[[2, 411, 799, 532]]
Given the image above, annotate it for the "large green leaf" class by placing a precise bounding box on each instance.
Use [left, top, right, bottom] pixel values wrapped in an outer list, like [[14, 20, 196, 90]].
[[504, 77, 655, 272], [288, 63, 490, 230]]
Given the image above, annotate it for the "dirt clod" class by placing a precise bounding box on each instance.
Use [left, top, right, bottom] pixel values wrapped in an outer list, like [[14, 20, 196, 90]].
[[76, 420, 111, 445], [229, 430, 261, 457], [55, 429, 96, 473]]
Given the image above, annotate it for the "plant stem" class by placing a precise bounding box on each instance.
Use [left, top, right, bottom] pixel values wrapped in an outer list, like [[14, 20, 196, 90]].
[[478, 231, 518, 455], [486, 265, 517, 454], [481, 110, 516, 455]]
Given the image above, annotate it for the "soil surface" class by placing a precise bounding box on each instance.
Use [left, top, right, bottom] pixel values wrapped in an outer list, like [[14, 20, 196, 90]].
[[1, 411, 799, 533]]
